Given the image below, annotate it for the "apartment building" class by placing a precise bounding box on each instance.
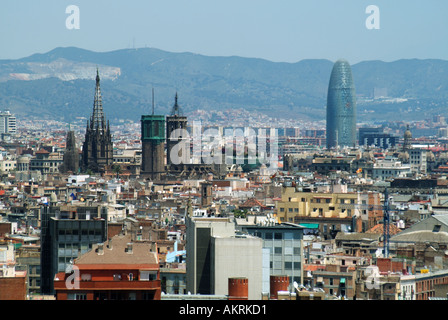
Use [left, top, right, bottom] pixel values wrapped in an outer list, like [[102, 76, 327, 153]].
[[276, 186, 361, 239], [53, 234, 161, 300]]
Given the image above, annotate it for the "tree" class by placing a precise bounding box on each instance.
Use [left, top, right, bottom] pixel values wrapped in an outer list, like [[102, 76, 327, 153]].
[[112, 164, 122, 179]]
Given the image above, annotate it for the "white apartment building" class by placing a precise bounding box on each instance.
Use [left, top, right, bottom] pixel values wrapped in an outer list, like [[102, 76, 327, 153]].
[[372, 158, 411, 180], [0, 111, 17, 138], [409, 148, 427, 174]]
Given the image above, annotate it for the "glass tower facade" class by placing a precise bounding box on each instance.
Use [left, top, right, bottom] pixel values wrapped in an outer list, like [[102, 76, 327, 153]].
[[326, 59, 357, 149]]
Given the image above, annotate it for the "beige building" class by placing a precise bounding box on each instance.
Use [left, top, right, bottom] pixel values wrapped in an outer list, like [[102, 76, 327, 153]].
[[276, 186, 362, 239], [0, 155, 16, 173], [276, 186, 361, 223]]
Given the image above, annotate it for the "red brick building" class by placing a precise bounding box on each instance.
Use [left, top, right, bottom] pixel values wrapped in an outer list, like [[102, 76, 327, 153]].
[[0, 271, 27, 300], [54, 234, 161, 300]]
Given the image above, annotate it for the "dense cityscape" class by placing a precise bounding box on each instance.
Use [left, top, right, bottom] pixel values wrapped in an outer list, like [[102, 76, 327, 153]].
[[1, 54, 448, 306]]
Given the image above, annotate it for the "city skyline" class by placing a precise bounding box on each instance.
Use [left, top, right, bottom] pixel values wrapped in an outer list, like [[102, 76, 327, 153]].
[[3, 1, 448, 305]]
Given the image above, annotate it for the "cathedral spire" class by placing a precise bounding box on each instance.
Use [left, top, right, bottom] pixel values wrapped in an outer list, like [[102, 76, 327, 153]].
[[91, 68, 105, 131], [82, 69, 114, 173], [170, 92, 182, 116]]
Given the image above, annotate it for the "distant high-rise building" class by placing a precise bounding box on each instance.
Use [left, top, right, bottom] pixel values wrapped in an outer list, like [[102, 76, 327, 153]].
[[326, 59, 357, 149], [82, 70, 113, 173], [0, 111, 16, 140], [359, 127, 397, 149]]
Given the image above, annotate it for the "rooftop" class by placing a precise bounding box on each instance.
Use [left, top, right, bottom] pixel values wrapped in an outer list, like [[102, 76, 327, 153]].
[[74, 233, 159, 268]]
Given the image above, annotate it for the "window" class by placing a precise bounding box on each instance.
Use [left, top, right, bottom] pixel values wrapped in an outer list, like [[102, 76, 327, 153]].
[[81, 273, 92, 281], [433, 225, 441, 232], [274, 247, 282, 254], [274, 233, 282, 240], [75, 293, 87, 300], [140, 270, 157, 281]]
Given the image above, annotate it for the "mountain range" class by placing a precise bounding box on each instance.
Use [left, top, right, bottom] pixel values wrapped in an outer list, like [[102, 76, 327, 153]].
[[0, 46, 447, 124]]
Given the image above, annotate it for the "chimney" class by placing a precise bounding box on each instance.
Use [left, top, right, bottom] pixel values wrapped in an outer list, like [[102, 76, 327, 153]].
[[96, 243, 104, 255], [106, 238, 113, 250], [126, 243, 133, 254]]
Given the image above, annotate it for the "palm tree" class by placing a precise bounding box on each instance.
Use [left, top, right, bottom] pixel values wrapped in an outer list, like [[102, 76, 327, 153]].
[[112, 164, 122, 179]]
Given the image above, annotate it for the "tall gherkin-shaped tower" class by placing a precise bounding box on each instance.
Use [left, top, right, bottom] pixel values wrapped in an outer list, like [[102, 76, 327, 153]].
[[326, 59, 357, 149]]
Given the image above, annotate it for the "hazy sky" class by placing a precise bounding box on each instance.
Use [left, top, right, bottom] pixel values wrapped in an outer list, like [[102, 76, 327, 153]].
[[1, 0, 447, 63]]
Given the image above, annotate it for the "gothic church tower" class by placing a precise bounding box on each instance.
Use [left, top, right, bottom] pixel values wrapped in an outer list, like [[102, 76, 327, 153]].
[[82, 70, 113, 173]]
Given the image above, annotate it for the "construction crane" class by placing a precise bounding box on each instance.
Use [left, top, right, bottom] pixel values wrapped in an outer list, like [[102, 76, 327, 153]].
[[337, 188, 394, 258]]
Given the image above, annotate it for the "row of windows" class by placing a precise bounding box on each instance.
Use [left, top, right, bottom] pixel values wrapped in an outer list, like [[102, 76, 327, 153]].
[[279, 207, 351, 216], [378, 170, 400, 175], [279, 207, 299, 213], [271, 262, 301, 270], [269, 247, 301, 255], [114, 158, 132, 162], [286, 197, 355, 204], [30, 161, 61, 167], [252, 231, 301, 240], [58, 229, 102, 236]]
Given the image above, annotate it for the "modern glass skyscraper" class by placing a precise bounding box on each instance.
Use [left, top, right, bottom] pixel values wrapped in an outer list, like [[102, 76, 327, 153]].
[[326, 59, 357, 149]]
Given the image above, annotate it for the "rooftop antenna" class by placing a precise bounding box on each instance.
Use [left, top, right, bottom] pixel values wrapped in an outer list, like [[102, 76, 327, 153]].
[[152, 87, 155, 115]]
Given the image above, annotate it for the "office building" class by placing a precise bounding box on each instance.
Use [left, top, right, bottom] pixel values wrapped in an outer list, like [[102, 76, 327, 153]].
[[359, 127, 397, 149], [326, 59, 357, 149], [186, 211, 263, 299], [0, 111, 16, 140], [40, 194, 108, 294], [238, 219, 305, 292]]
